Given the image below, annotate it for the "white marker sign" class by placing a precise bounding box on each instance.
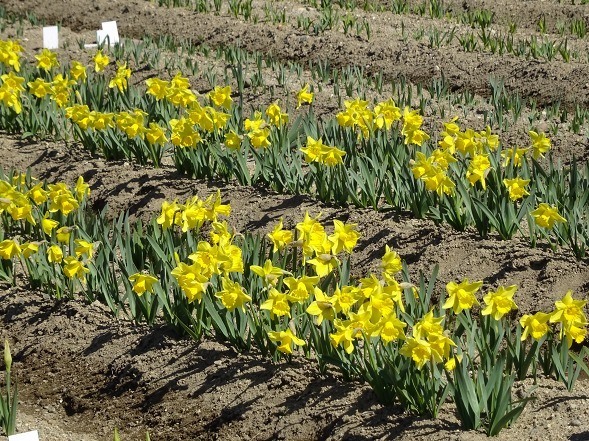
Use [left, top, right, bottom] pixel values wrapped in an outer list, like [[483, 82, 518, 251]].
[[96, 29, 109, 45], [42, 26, 59, 49], [101, 20, 119, 45], [9, 430, 39, 441]]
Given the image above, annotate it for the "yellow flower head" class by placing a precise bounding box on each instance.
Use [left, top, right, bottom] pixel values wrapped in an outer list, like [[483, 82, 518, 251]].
[[224, 131, 242, 151], [145, 77, 169, 100], [329, 220, 360, 254], [374, 98, 401, 130], [247, 127, 271, 149], [70, 61, 87, 82], [28, 78, 52, 99], [550, 290, 587, 325], [250, 259, 287, 287], [381, 245, 402, 276], [261, 287, 292, 319], [531, 203, 566, 229], [215, 277, 251, 312], [93, 50, 110, 72], [443, 279, 483, 315], [267, 218, 293, 252], [146, 122, 168, 145], [482, 285, 518, 320], [466, 154, 491, 190], [171, 261, 209, 303], [503, 178, 530, 201], [128, 273, 159, 296], [265, 101, 288, 127], [208, 85, 232, 109], [47, 244, 63, 263], [267, 328, 305, 354], [306, 287, 336, 325], [400, 337, 437, 369], [0, 239, 21, 260], [35, 48, 59, 72], [377, 313, 407, 344], [413, 310, 444, 340], [74, 239, 94, 259], [501, 146, 529, 168], [283, 275, 319, 303], [520, 312, 551, 341], [296, 83, 314, 109], [109, 62, 132, 92], [529, 130, 551, 159], [63, 256, 90, 282]]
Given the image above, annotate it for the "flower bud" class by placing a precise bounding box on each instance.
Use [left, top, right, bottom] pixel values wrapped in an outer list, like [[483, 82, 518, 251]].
[[4, 339, 12, 373]]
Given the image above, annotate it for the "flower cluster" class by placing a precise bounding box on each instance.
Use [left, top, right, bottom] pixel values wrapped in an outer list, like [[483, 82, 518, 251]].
[[0, 174, 93, 283]]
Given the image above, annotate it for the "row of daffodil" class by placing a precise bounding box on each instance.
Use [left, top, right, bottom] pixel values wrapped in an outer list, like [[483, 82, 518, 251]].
[[1, 169, 588, 435], [0, 42, 588, 258]]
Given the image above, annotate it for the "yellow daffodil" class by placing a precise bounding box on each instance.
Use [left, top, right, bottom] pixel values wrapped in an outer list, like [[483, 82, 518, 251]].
[[56, 226, 75, 244], [224, 131, 242, 151], [466, 154, 491, 190], [74, 239, 94, 259], [261, 287, 292, 318], [529, 130, 551, 159], [247, 127, 271, 149], [400, 337, 437, 369], [413, 310, 445, 339], [208, 85, 232, 109], [501, 146, 529, 167], [93, 50, 109, 72], [520, 312, 551, 341], [503, 178, 530, 201], [267, 328, 306, 354], [329, 220, 360, 254], [374, 98, 401, 130], [550, 291, 587, 325], [381, 245, 402, 276], [265, 101, 288, 127], [283, 275, 319, 303], [0, 239, 21, 259], [145, 77, 169, 100], [128, 273, 159, 296], [157, 199, 181, 230], [28, 78, 52, 99], [63, 256, 90, 281], [306, 287, 335, 325], [21, 241, 40, 258], [267, 218, 293, 252], [482, 285, 518, 320], [296, 83, 313, 108], [145, 122, 168, 145], [171, 262, 209, 303], [169, 118, 202, 148], [443, 279, 483, 314], [377, 312, 407, 343], [250, 259, 287, 286], [531, 203, 566, 229], [47, 244, 63, 263], [70, 61, 87, 82], [35, 48, 59, 71], [215, 277, 251, 312]]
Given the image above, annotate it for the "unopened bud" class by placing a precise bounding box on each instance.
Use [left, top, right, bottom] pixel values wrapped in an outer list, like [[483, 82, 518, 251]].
[[4, 339, 12, 373]]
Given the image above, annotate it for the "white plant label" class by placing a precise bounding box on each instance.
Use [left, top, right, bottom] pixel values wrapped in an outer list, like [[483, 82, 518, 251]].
[[8, 430, 39, 441], [96, 29, 109, 45], [101, 20, 119, 45], [42, 26, 59, 49]]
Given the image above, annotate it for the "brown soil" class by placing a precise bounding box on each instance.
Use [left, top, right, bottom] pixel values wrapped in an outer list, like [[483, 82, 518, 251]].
[[1, 0, 589, 440]]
